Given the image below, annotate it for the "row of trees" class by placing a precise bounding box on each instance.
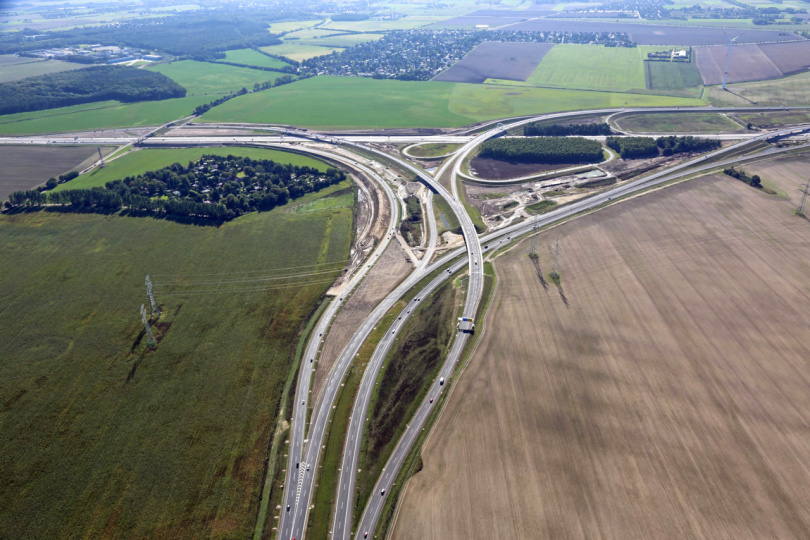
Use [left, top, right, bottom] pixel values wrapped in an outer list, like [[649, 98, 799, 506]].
[[7, 155, 348, 222], [724, 168, 762, 188], [606, 136, 659, 159], [607, 135, 722, 159], [192, 74, 295, 116], [480, 137, 604, 164], [0, 65, 185, 115], [524, 122, 613, 137]]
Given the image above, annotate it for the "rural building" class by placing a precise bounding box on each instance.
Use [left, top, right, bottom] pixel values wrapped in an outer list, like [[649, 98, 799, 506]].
[[671, 49, 687, 58]]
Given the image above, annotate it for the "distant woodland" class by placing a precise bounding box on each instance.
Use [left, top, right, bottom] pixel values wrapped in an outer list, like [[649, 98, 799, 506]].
[[2, 17, 284, 59], [480, 137, 604, 164], [0, 66, 186, 115]]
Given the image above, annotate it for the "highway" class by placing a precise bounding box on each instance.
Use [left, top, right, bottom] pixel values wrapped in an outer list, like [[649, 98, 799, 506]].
[[4, 107, 808, 540]]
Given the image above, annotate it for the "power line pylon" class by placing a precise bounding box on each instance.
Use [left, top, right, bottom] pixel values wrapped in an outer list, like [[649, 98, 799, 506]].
[[145, 275, 160, 318], [798, 178, 810, 217], [529, 215, 539, 258], [140, 304, 157, 347], [550, 238, 561, 279]]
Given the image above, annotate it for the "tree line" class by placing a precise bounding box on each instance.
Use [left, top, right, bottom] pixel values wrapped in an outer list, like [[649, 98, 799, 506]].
[[607, 135, 722, 159], [0, 65, 185, 115], [724, 167, 762, 188], [524, 122, 613, 137], [192, 74, 295, 116], [480, 137, 604, 164], [5, 154, 347, 222]]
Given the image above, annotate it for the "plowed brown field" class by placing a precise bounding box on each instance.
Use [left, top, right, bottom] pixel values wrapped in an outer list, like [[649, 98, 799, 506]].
[[392, 164, 810, 539]]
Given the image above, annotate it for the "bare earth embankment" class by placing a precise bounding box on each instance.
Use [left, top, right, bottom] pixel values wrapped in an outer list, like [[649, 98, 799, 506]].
[[392, 166, 810, 539]]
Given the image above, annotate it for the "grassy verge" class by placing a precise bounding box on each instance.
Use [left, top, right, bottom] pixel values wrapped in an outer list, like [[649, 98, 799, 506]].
[[432, 193, 460, 234], [526, 199, 558, 215], [354, 280, 457, 526], [373, 262, 497, 539], [459, 183, 487, 233], [406, 143, 461, 158], [614, 112, 745, 133]]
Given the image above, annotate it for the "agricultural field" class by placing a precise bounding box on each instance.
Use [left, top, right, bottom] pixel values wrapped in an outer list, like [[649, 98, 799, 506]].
[[0, 57, 84, 83], [507, 18, 803, 45], [695, 41, 810, 85], [216, 48, 291, 70], [302, 33, 385, 47], [0, 192, 353, 538], [705, 71, 810, 107], [393, 161, 810, 540], [320, 16, 445, 32], [0, 145, 103, 201], [645, 60, 703, 95], [613, 112, 745, 133], [259, 43, 344, 62], [52, 147, 329, 192], [0, 95, 210, 135], [200, 76, 703, 129], [433, 42, 555, 84], [267, 19, 324, 33], [146, 60, 279, 96], [511, 44, 648, 92]]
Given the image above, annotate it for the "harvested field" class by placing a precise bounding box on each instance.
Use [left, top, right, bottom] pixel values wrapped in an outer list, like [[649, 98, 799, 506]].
[[735, 110, 810, 128], [0, 145, 104, 201], [392, 166, 810, 540], [433, 42, 554, 84], [695, 41, 810, 85], [507, 19, 803, 45], [613, 112, 745, 133], [310, 240, 412, 405], [705, 71, 810, 107], [469, 155, 582, 180]]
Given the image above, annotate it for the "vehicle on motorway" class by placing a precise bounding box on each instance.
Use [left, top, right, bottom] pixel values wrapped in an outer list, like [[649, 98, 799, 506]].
[[439, 377, 445, 385], [287, 505, 290, 511], [381, 488, 385, 496], [430, 398, 434, 403]]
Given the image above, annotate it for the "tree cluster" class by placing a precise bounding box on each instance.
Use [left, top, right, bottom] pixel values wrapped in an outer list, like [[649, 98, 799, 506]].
[[606, 136, 659, 159], [399, 195, 423, 242], [657, 135, 720, 156], [6, 154, 347, 222], [299, 29, 635, 81], [480, 137, 604, 164], [724, 167, 762, 188], [0, 65, 185, 115], [192, 74, 294, 116], [524, 122, 613, 137]]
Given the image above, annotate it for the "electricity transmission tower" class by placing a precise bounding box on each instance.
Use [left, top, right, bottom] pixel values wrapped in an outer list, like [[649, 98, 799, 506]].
[[145, 275, 160, 318], [798, 178, 810, 217], [529, 215, 539, 258], [140, 304, 157, 347], [97, 147, 105, 168]]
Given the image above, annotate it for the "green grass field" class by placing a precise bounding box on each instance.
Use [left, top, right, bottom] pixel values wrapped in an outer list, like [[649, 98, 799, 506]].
[[705, 72, 810, 107], [303, 32, 384, 47], [53, 147, 330, 192], [0, 194, 353, 538], [0, 96, 209, 135], [321, 16, 443, 32], [259, 43, 343, 62], [200, 76, 703, 129], [267, 19, 324, 33], [614, 112, 745, 133], [646, 60, 703, 95], [736, 110, 810, 128], [405, 142, 461, 158], [518, 44, 648, 92], [146, 61, 280, 96], [216, 48, 291, 70]]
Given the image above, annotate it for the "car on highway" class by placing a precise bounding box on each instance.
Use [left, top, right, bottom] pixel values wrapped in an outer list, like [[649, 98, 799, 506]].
[[439, 377, 445, 385], [429, 398, 433, 403], [381, 488, 385, 496], [287, 505, 290, 511]]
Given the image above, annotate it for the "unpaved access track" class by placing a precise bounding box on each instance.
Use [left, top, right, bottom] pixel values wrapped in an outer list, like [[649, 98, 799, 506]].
[[392, 169, 810, 540]]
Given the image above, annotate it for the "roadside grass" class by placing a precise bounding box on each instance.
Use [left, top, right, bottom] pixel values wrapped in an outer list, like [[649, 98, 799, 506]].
[[202, 76, 703, 130], [373, 262, 497, 539], [259, 43, 344, 62], [52, 146, 330, 192], [215, 49, 292, 70], [0, 197, 353, 539], [146, 60, 280, 96], [432, 193, 461, 234], [614, 112, 745, 133], [705, 72, 810, 107], [354, 279, 456, 528], [460, 183, 488, 233], [526, 199, 558, 214], [736, 110, 810, 128], [406, 142, 461, 158], [0, 95, 209, 135]]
